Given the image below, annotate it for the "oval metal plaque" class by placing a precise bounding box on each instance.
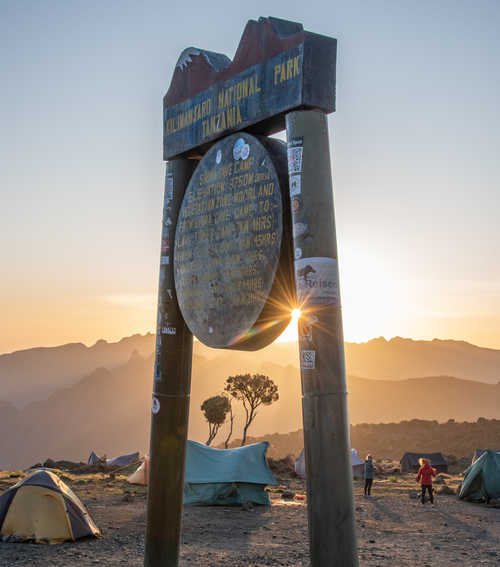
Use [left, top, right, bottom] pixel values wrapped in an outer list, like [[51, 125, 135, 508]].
[[174, 133, 292, 350]]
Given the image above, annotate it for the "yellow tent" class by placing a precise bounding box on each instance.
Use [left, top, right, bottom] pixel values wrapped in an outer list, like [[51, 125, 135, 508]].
[[0, 469, 100, 543]]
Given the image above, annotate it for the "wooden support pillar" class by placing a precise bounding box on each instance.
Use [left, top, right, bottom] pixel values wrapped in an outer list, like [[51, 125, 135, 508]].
[[286, 110, 358, 567], [144, 158, 196, 567]]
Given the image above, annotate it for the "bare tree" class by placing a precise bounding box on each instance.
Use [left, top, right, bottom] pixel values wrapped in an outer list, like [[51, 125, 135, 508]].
[[224, 401, 234, 449], [224, 373, 279, 446], [201, 395, 231, 446]]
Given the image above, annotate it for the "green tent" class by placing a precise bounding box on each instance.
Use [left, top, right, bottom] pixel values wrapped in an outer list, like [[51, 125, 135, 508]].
[[184, 441, 277, 506], [459, 450, 500, 503]]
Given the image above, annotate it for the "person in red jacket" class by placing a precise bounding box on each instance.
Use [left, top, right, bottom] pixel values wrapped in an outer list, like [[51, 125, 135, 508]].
[[416, 457, 437, 506]]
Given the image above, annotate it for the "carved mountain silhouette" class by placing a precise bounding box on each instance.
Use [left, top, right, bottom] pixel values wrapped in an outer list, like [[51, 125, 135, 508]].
[[164, 17, 305, 107]]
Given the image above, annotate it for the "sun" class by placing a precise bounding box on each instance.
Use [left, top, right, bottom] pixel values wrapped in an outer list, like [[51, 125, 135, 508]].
[[276, 308, 301, 342]]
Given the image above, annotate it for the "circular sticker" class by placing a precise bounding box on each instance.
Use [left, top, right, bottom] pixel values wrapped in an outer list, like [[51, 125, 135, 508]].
[[240, 143, 250, 160], [152, 396, 160, 415], [292, 197, 302, 213], [232, 137, 246, 160]]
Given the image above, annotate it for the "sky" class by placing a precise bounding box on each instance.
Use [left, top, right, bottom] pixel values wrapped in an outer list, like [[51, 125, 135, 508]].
[[1, 0, 500, 354]]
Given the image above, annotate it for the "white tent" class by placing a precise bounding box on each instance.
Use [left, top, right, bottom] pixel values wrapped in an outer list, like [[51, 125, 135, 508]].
[[127, 455, 149, 485], [295, 448, 364, 479]]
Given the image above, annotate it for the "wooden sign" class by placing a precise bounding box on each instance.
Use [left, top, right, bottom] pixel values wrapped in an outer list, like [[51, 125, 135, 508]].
[[174, 133, 293, 350], [163, 17, 337, 160]]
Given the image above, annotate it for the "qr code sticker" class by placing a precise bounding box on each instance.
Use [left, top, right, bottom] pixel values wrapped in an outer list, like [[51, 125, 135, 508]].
[[301, 349, 316, 369], [288, 146, 303, 174]]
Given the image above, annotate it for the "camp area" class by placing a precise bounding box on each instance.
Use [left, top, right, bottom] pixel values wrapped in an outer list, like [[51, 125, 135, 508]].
[[1, 459, 500, 567], [399, 452, 448, 474]]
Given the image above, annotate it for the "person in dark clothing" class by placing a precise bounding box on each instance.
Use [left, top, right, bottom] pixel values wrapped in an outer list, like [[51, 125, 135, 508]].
[[416, 457, 437, 506], [364, 454, 374, 496]]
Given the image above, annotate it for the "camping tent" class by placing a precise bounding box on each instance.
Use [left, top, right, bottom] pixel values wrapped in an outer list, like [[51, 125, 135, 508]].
[[399, 452, 448, 474], [88, 451, 100, 465], [184, 441, 276, 506], [127, 455, 149, 486], [459, 450, 500, 503], [294, 448, 364, 479], [472, 449, 500, 464], [127, 442, 276, 505], [400, 452, 448, 473], [87, 451, 140, 467], [0, 469, 100, 543]]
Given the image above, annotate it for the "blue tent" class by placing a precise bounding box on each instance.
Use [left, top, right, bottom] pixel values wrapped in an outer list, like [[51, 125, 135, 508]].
[[184, 441, 277, 506], [459, 450, 500, 503], [87, 451, 139, 467]]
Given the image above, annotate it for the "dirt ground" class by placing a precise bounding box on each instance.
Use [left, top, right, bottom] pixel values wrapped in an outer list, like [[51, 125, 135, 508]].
[[0, 470, 499, 566]]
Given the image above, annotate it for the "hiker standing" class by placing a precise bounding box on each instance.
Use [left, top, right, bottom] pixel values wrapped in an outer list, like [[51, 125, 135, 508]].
[[416, 457, 437, 506], [364, 454, 374, 497]]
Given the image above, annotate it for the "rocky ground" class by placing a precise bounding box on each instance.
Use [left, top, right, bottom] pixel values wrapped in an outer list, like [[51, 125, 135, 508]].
[[0, 467, 499, 566]]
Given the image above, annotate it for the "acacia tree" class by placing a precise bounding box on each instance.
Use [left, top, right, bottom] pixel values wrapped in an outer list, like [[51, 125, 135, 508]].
[[201, 395, 231, 446], [224, 373, 279, 446], [223, 401, 234, 449]]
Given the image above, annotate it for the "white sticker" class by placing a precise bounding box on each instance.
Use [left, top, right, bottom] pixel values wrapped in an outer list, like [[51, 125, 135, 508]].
[[152, 396, 160, 414], [216, 149, 222, 164], [233, 138, 250, 161], [295, 247, 302, 260], [160, 256, 170, 265], [300, 350, 316, 369], [295, 257, 340, 306], [161, 326, 176, 335], [288, 146, 303, 174], [240, 143, 250, 160], [293, 222, 308, 238], [290, 174, 301, 196], [165, 174, 174, 202]]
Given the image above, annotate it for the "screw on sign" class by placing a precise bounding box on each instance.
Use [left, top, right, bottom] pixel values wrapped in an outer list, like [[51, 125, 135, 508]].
[[146, 16, 358, 567]]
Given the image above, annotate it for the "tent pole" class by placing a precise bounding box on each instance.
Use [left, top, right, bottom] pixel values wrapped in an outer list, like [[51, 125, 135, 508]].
[[144, 158, 195, 567], [286, 110, 358, 566]]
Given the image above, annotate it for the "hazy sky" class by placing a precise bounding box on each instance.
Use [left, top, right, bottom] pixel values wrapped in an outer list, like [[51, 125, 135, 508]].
[[1, 0, 500, 353]]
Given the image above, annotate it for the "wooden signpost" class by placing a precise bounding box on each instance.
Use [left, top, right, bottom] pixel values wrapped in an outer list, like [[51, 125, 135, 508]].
[[145, 16, 358, 567]]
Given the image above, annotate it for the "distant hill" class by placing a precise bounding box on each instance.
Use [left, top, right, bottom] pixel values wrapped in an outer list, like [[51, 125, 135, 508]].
[[0, 334, 155, 407], [345, 337, 500, 383], [1, 349, 500, 470], [2, 334, 500, 408], [240, 419, 500, 462]]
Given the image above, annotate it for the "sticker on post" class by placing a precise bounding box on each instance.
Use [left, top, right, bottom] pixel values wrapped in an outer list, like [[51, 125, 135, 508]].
[[152, 396, 160, 414], [161, 238, 170, 255], [165, 174, 174, 202], [295, 257, 340, 306], [300, 349, 316, 369], [161, 326, 176, 335], [293, 222, 308, 238], [290, 174, 301, 196], [287, 138, 304, 174]]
